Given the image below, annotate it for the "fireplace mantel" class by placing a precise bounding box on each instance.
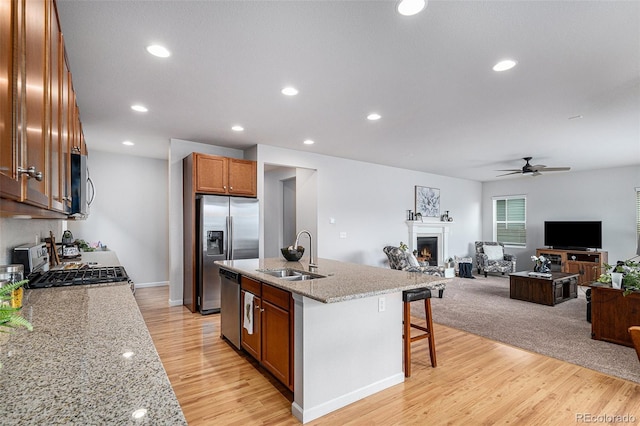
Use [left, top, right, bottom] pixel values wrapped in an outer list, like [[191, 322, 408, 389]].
[[406, 220, 452, 266]]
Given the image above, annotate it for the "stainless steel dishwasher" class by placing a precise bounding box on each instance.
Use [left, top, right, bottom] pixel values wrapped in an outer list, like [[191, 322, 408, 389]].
[[219, 268, 241, 349]]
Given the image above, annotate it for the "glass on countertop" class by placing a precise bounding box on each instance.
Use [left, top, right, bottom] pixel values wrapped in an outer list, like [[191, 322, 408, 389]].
[[0, 264, 24, 309]]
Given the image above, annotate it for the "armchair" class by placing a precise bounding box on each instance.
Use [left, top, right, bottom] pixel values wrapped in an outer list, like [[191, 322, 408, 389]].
[[474, 241, 517, 278], [383, 246, 443, 277], [383, 246, 446, 295]]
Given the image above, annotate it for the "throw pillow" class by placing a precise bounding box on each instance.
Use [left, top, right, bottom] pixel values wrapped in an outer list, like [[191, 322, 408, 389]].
[[482, 245, 504, 261], [407, 252, 420, 268]]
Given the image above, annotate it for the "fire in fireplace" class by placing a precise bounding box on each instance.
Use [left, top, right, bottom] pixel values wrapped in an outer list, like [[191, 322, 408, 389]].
[[417, 236, 438, 266]]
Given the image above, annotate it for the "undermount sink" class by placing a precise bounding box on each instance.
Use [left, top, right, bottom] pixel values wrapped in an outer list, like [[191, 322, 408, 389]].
[[259, 268, 326, 281]]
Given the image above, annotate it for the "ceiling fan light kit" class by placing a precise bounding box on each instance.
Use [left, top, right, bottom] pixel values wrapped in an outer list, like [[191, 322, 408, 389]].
[[496, 157, 571, 177]]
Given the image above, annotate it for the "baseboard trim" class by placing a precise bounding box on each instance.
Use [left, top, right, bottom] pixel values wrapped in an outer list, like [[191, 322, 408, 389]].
[[291, 373, 404, 424], [168, 298, 183, 307], [134, 281, 169, 288]]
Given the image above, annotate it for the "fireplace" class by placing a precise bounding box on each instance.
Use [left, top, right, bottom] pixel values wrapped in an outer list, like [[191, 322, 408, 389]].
[[407, 221, 451, 266], [417, 237, 438, 266]]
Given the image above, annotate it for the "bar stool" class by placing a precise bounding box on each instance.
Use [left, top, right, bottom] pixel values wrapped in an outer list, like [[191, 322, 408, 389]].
[[403, 287, 442, 377]]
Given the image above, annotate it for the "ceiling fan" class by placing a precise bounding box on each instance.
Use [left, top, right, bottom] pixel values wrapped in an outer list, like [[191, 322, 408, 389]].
[[496, 157, 571, 177]]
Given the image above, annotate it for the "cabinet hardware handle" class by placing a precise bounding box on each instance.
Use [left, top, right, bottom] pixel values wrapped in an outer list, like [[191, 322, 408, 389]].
[[255, 305, 260, 310], [18, 166, 44, 181], [230, 186, 233, 190], [260, 308, 264, 312]]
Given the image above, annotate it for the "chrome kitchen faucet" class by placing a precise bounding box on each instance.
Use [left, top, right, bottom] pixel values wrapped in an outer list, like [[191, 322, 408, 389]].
[[294, 230, 317, 270]]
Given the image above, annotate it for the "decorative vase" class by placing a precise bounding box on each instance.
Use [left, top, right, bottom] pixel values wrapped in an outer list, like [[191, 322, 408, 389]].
[[611, 272, 623, 289]]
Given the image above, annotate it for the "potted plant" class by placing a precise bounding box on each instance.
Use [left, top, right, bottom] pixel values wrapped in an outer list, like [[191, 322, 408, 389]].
[[597, 260, 640, 296], [0, 279, 33, 369]]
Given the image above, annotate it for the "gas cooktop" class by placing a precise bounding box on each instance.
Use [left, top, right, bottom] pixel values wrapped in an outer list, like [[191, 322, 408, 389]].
[[27, 266, 129, 289]]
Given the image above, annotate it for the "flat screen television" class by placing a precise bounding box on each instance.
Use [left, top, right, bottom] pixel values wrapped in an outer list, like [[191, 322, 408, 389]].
[[544, 221, 602, 250]]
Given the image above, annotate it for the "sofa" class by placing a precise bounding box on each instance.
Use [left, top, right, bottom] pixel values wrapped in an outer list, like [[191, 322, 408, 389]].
[[474, 241, 517, 277]]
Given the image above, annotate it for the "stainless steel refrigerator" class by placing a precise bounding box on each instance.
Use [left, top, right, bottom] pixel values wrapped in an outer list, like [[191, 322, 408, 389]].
[[196, 195, 259, 314]]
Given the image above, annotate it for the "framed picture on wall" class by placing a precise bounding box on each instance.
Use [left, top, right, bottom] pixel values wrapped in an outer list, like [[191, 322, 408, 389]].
[[415, 186, 440, 217]]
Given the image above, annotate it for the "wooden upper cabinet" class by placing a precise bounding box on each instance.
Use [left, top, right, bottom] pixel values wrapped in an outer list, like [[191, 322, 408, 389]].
[[195, 154, 228, 193], [49, 2, 64, 213], [193, 153, 257, 197], [228, 158, 257, 196], [0, 0, 81, 218], [20, 0, 49, 208], [0, 0, 20, 200]]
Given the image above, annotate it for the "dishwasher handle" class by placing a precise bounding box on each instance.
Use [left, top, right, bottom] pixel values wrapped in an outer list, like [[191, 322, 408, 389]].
[[219, 268, 240, 283]]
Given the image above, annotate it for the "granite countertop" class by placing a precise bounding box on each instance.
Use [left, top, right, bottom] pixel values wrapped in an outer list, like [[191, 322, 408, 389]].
[[0, 254, 186, 425], [216, 257, 450, 303]]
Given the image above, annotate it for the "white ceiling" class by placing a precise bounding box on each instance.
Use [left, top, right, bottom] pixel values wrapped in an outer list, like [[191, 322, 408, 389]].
[[56, 1, 640, 182]]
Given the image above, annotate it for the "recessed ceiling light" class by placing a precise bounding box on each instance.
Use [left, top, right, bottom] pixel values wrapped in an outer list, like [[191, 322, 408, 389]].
[[397, 0, 426, 16], [146, 44, 170, 58], [231, 125, 244, 132], [281, 86, 299, 96], [303, 139, 315, 145], [493, 59, 517, 72], [131, 105, 148, 112], [367, 113, 382, 121], [122, 141, 134, 146]]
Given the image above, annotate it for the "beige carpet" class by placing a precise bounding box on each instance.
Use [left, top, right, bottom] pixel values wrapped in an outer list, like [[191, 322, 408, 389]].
[[414, 273, 640, 383]]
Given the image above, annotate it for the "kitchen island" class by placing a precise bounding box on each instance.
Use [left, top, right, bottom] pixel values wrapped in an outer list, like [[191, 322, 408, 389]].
[[0, 252, 186, 425], [216, 257, 449, 424]]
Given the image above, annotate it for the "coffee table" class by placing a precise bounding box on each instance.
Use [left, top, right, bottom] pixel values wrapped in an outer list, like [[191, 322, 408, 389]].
[[509, 271, 579, 306]]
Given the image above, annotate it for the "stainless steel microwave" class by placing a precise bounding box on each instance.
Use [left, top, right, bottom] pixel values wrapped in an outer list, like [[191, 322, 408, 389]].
[[70, 153, 94, 218]]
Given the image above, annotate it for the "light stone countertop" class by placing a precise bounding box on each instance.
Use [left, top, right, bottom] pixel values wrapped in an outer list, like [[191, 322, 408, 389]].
[[0, 253, 186, 425], [216, 257, 450, 303]]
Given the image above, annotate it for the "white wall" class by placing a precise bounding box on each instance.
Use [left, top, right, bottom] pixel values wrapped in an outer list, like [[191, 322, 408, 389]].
[[256, 144, 483, 267], [67, 150, 169, 286], [264, 166, 296, 258], [0, 218, 64, 265], [481, 165, 640, 269]]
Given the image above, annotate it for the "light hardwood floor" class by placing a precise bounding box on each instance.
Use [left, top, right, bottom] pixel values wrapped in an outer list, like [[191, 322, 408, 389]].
[[135, 286, 640, 425]]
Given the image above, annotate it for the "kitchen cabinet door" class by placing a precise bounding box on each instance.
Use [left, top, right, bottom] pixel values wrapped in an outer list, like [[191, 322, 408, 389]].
[[228, 159, 257, 196], [49, 3, 65, 212], [261, 299, 291, 387], [195, 154, 228, 193], [241, 290, 261, 360], [0, 0, 20, 200], [19, 0, 49, 208]]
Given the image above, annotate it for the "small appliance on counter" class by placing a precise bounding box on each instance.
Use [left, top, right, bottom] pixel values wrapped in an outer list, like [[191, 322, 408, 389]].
[[12, 243, 49, 275], [61, 230, 80, 258]]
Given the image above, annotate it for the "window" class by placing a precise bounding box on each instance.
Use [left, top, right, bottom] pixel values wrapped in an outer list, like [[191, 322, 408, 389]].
[[493, 196, 526, 247]]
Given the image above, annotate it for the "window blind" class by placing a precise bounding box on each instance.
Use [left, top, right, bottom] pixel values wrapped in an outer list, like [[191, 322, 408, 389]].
[[494, 196, 526, 246]]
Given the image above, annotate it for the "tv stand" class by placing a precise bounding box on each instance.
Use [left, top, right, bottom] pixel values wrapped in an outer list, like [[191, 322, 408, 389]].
[[536, 248, 608, 286]]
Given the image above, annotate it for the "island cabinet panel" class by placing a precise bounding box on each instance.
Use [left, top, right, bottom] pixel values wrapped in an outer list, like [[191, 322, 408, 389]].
[[239, 277, 293, 391], [261, 299, 290, 386], [241, 290, 261, 360], [591, 286, 640, 347]]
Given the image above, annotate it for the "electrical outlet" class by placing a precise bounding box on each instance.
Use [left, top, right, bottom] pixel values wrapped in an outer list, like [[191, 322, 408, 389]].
[[378, 297, 385, 312], [340, 232, 347, 239]]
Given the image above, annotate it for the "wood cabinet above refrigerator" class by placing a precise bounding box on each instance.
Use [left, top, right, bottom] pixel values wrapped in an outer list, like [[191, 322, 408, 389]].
[[189, 153, 257, 197]]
